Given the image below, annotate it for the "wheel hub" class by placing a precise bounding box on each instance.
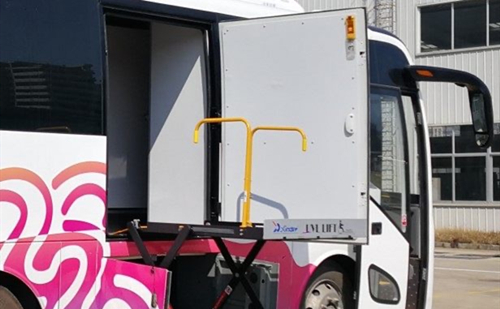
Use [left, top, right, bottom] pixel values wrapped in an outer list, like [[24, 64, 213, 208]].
[[305, 280, 343, 309]]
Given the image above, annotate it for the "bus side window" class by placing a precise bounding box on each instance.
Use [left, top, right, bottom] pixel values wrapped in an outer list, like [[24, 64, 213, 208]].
[[0, 0, 104, 135], [370, 87, 408, 233], [402, 95, 420, 196]]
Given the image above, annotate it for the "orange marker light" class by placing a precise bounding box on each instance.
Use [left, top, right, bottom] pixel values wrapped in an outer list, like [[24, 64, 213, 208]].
[[416, 69, 434, 77], [346, 15, 356, 40]]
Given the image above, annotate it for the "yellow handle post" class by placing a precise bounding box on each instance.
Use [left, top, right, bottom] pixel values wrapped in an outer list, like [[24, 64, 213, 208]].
[[193, 117, 253, 228], [240, 126, 307, 228], [193, 118, 307, 229]]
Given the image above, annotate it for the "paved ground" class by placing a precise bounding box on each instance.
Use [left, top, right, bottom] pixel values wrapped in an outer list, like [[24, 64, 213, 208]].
[[433, 248, 500, 309]]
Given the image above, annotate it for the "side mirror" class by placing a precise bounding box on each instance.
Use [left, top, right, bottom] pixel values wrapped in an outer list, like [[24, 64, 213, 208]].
[[405, 65, 494, 148]]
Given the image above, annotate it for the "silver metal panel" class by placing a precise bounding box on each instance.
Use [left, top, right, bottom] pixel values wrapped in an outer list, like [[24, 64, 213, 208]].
[[218, 10, 369, 238], [434, 204, 500, 232], [148, 23, 207, 225]]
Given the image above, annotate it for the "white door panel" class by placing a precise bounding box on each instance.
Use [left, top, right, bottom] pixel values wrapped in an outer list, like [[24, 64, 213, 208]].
[[218, 9, 369, 242], [148, 23, 207, 225], [358, 202, 409, 308]]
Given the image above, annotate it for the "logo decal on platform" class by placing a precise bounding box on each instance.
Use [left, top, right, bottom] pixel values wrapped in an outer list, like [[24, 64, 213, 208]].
[[272, 221, 298, 233], [303, 220, 345, 234]]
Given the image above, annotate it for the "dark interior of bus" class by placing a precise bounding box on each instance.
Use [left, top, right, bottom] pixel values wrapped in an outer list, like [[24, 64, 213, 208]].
[[105, 16, 149, 234]]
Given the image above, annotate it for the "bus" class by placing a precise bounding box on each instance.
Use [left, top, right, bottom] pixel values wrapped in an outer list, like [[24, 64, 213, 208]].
[[0, 1, 493, 309]]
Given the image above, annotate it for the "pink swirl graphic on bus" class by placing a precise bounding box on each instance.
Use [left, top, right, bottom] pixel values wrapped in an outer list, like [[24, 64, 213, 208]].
[[0, 167, 53, 236], [92, 259, 168, 309], [61, 183, 106, 232], [0, 160, 306, 308], [0, 190, 28, 239], [0, 162, 169, 309], [52, 161, 107, 190], [54, 161, 107, 231]]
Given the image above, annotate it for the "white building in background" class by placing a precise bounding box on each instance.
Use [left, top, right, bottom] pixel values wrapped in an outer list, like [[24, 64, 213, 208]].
[[297, 0, 500, 232]]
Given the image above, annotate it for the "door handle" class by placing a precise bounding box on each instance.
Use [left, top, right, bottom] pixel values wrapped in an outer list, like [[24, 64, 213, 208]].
[[371, 222, 382, 235]]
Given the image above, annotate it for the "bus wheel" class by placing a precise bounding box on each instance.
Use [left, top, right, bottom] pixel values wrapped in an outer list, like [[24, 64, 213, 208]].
[[0, 286, 23, 309], [302, 263, 354, 309]]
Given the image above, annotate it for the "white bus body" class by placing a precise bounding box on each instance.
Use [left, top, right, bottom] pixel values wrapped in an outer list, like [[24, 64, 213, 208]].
[[0, 1, 493, 309]]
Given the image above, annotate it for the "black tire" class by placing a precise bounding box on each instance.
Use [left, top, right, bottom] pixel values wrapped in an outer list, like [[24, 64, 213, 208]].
[[0, 286, 23, 309], [301, 262, 354, 309]]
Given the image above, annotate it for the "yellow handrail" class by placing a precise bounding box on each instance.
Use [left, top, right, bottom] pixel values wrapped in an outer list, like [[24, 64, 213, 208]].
[[251, 126, 307, 152], [193, 118, 306, 229], [193, 117, 251, 143]]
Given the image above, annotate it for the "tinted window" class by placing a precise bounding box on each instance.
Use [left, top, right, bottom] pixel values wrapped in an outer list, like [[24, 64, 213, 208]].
[[402, 96, 420, 195], [432, 158, 452, 201], [454, 0, 487, 49], [369, 41, 409, 87], [493, 123, 500, 152], [420, 4, 452, 52], [0, 0, 103, 134], [490, 0, 500, 45], [369, 265, 400, 304], [421, 0, 499, 51], [429, 126, 456, 153], [494, 156, 500, 201], [455, 125, 486, 153], [430, 137, 452, 153], [456, 157, 486, 200]]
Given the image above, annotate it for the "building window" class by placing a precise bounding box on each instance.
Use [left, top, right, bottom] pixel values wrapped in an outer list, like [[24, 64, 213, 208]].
[[454, 0, 487, 49], [432, 157, 453, 201], [491, 0, 500, 45], [420, 0, 500, 53], [430, 124, 500, 203], [421, 4, 452, 52], [493, 156, 500, 200], [455, 157, 486, 200], [0, 0, 104, 135]]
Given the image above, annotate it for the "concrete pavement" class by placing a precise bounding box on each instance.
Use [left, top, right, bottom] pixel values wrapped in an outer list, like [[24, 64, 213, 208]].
[[433, 248, 500, 309]]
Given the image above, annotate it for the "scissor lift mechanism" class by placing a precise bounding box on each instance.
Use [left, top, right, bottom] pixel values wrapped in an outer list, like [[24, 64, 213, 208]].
[[128, 117, 310, 309], [128, 221, 269, 309]]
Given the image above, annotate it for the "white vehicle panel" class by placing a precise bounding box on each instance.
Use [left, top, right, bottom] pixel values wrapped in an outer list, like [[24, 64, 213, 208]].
[[357, 201, 409, 308], [368, 28, 434, 308], [0, 131, 106, 241], [218, 9, 369, 242], [148, 24, 207, 225]]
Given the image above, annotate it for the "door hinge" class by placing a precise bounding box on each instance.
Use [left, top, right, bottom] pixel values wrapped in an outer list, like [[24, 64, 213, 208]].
[[151, 292, 158, 308], [416, 112, 423, 125], [422, 267, 428, 281]]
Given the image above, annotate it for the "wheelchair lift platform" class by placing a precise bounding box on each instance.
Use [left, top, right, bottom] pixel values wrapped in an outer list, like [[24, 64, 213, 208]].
[[127, 117, 366, 308]]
